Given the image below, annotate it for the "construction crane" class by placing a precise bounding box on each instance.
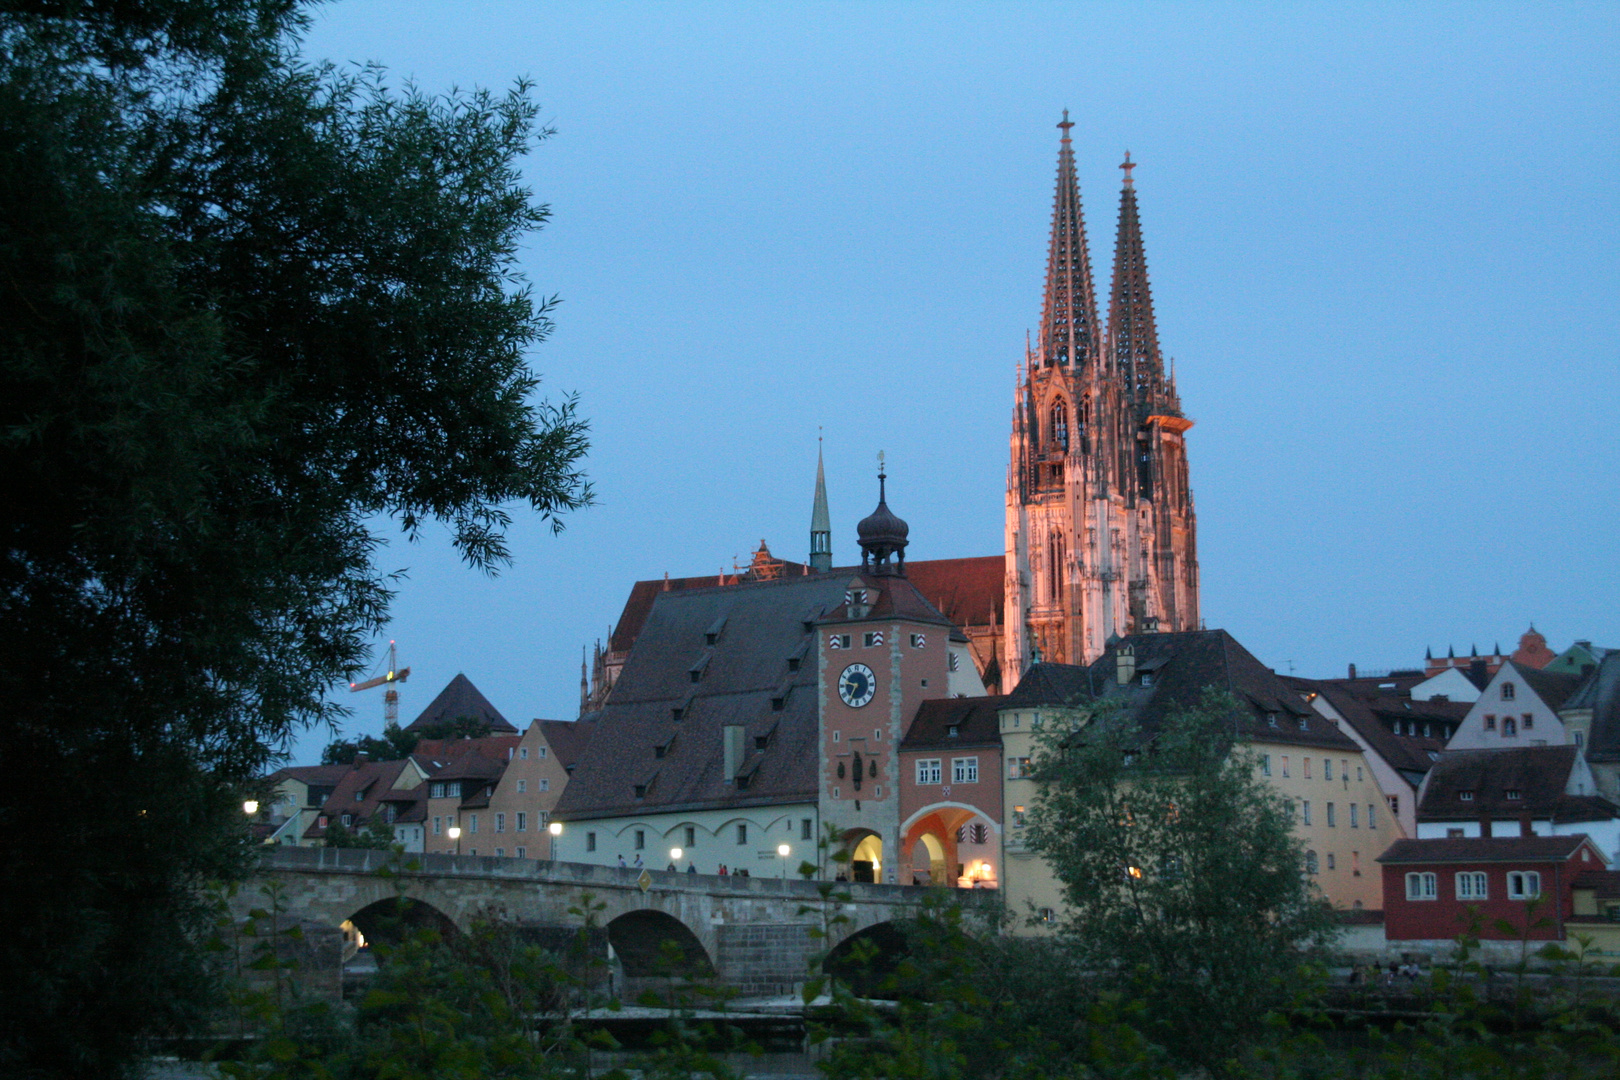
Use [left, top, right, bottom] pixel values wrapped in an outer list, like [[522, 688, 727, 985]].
[[349, 640, 411, 724]]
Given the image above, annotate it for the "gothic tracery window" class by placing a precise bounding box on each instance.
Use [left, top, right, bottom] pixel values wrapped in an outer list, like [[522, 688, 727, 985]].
[[1050, 401, 1069, 452]]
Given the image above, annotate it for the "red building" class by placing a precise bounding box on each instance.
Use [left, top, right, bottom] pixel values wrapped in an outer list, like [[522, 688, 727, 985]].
[[1379, 835, 1609, 942]]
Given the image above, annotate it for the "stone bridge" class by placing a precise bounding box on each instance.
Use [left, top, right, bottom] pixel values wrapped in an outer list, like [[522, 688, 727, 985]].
[[239, 847, 974, 997]]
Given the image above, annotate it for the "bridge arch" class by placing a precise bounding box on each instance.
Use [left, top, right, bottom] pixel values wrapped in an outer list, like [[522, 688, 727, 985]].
[[345, 895, 458, 950], [606, 909, 715, 980], [823, 919, 910, 997]]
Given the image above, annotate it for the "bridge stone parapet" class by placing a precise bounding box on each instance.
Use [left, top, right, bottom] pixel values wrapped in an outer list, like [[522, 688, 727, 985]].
[[240, 847, 982, 997]]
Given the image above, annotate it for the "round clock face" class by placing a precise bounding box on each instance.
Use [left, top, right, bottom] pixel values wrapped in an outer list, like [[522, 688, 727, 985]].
[[838, 663, 876, 708]]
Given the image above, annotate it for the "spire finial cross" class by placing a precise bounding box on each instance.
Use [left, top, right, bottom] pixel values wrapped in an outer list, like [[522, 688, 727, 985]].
[[1120, 150, 1135, 187], [1057, 109, 1074, 140]]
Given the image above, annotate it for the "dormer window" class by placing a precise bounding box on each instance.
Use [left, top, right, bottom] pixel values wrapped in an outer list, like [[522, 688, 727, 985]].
[[948, 725, 960, 738], [1501, 682, 1516, 701], [1297, 716, 1309, 731], [771, 696, 784, 712], [754, 735, 769, 750], [787, 657, 800, 672], [633, 784, 646, 799], [845, 589, 868, 606], [653, 745, 665, 759], [1505, 789, 1522, 800], [1140, 673, 1154, 687], [671, 707, 683, 722], [1459, 790, 1474, 802], [1266, 713, 1279, 728]]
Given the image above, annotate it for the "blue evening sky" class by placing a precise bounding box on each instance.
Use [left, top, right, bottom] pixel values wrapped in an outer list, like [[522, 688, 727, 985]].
[[286, 1, 1619, 762]]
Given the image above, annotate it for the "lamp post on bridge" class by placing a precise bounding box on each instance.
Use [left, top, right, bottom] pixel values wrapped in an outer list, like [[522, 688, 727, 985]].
[[447, 824, 461, 856], [777, 843, 791, 879], [548, 820, 562, 860]]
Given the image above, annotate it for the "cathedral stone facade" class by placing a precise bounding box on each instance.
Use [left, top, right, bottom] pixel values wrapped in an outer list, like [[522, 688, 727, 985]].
[[1002, 114, 1199, 685]]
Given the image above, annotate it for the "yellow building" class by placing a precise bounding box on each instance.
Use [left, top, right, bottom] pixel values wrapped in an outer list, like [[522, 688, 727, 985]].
[[999, 630, 1395, 928]]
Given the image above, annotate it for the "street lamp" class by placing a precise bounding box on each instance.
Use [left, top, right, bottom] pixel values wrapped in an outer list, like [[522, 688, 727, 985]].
[[447, 825, 462, 856], [547, 819, 562, 859], [670, 846, 683, 870], [777, 843, 791, 878], [243, 799, 259, 816]]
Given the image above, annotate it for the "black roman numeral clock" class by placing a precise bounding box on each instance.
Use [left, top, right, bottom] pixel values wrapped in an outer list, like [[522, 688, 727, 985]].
[[838, 663, 876, 708]]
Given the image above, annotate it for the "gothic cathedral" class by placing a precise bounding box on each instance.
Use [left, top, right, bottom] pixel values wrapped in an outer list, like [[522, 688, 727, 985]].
[[1002, 113, 1199, 686]]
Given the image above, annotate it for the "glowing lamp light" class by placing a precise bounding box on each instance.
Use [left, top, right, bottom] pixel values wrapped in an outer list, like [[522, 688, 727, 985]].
[[670, 847, 683, 861], [548, 821, 563, 837], [1127, 865, 1144, 879], [447, 826, 462, 840], [777, 844, 791, 857], [243, 800, 259, 815]]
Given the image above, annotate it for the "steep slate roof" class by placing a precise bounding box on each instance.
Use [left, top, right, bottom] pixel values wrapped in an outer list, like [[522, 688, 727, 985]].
[[1564, 652, 1620, 763], [557, 571, 953, 822], [607, 555, 1001, 655], [1418, 746, 1615, 821], [1283, 676, 1461, 780], [1509, 661, 1583, 713], [1005, 630, 1360, 751], [537, 718, 594, 767], [902, 696, 1006, 751], [403, 673, 518, 733], [304, 757, 413, 839], [1378, 835, 1600, 865]]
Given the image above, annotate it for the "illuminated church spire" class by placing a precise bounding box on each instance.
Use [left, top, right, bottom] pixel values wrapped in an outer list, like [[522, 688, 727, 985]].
[[1106, 151, 1177, 416], [1038, 110, 1102, 371]]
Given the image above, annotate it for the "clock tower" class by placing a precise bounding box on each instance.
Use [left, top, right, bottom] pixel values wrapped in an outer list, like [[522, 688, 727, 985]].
[[817, 467, 954, 882]]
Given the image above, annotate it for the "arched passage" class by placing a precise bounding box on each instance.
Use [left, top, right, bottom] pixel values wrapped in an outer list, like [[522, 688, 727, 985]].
[[845, 829, 883, 883], [344, 896, 458, 951], [823, 921, 909, 998], [606, 910, 715, 979], [909, 833, 946, 886]]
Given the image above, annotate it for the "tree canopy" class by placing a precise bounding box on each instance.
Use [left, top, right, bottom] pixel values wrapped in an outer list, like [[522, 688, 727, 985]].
[[0, 3, 588, 1074], [1026, 690, 1337, 1075]]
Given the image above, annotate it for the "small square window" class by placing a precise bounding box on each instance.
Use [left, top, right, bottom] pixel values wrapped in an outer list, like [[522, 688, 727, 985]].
[[520, 747, 529, 760], [1459, 790, 1474, 802]]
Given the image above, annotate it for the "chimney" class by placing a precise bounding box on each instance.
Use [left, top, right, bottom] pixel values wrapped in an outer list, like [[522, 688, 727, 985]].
[[1347, 663, 1357, 679], [353, 753, 368, 769], [723, 724, 746, 779], [1116, 644, 1136, 686]]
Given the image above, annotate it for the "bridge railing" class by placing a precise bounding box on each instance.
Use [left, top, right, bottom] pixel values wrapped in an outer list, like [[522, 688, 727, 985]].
[[253, 846, 1002, 909]]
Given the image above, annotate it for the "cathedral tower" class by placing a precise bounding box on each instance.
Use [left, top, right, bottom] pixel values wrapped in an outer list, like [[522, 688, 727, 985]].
[[1002, 117, 1198, 689]]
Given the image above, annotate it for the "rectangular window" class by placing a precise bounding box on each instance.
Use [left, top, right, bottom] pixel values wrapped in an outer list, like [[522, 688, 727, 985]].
[[495, 847, 504, 857], [1456, 871, 1488, 900], [1350, 803, 1359, 828], [952, 757, 979, 784], [1459, 790, 1474, 802], [1324, 759, 1333, 781], [634, 830, 645, 850], [1012, 805, 1026, 828], [516, 847, 526, 858], [910, 633, 926, 648], [1507, 871, 1541, 900], [517, 779, 526, 793], [685, 825, 696, 847], [1282, 756, 1290, 778], [736, 823, 748, 845], [802, 818, 813, 840], [433, 816, 442, 835], [864, 631, 883, 648], [430, 782, 445, 799], [520, 747, 529, 759], [1302, 800, 1312, 826], [540, 778, 550, 792], [586, 832, 596, 852], [340, 813, 352, 826], [948, 652, 960, 672], [1387, 795, 1398, 817], [1326, 853, 1335, 870], [1484, 715, 1496, 731], [1260, 754, 1271, 777], [1326, 802, 1336, 827], [916, 759, 942, 784], [828, 633, 851, 650], [495, 813, 506, 833], [1406, 872, 1438, 900], [1522, 713, 1533, 730], [1304, 757, 1312, 779], [469, 814, 478, 834], [516, 812, 527, 832], [1369, 803, 1377, 828], [1008, 756, 1033, 779], [1503, 717, 1517, 736]]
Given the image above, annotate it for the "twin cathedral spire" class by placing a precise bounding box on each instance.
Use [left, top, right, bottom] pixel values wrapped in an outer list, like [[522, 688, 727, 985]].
[[1003, 112, 1199, 686]]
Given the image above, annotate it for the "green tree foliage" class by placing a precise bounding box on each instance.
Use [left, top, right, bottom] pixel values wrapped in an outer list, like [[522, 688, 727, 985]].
[[321, 714, 494, 764], [0, 4, 589, 1075], [321, 815, 396, 851], [1026, 690, 1338, 1075]]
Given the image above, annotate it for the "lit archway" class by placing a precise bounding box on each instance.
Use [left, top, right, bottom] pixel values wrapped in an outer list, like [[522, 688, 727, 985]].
[[909, 833, 946, 886], [851, 832, 883, 883]]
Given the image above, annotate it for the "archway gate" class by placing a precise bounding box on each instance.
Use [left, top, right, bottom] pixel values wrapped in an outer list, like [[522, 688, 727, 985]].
[[234, 847, 977, 998]]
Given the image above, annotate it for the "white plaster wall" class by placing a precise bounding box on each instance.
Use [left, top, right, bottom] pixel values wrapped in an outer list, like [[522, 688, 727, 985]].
[[552, 802, 821, 878], [1307, 693, 1420, 837], [1449, 667, 1569, 749]]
